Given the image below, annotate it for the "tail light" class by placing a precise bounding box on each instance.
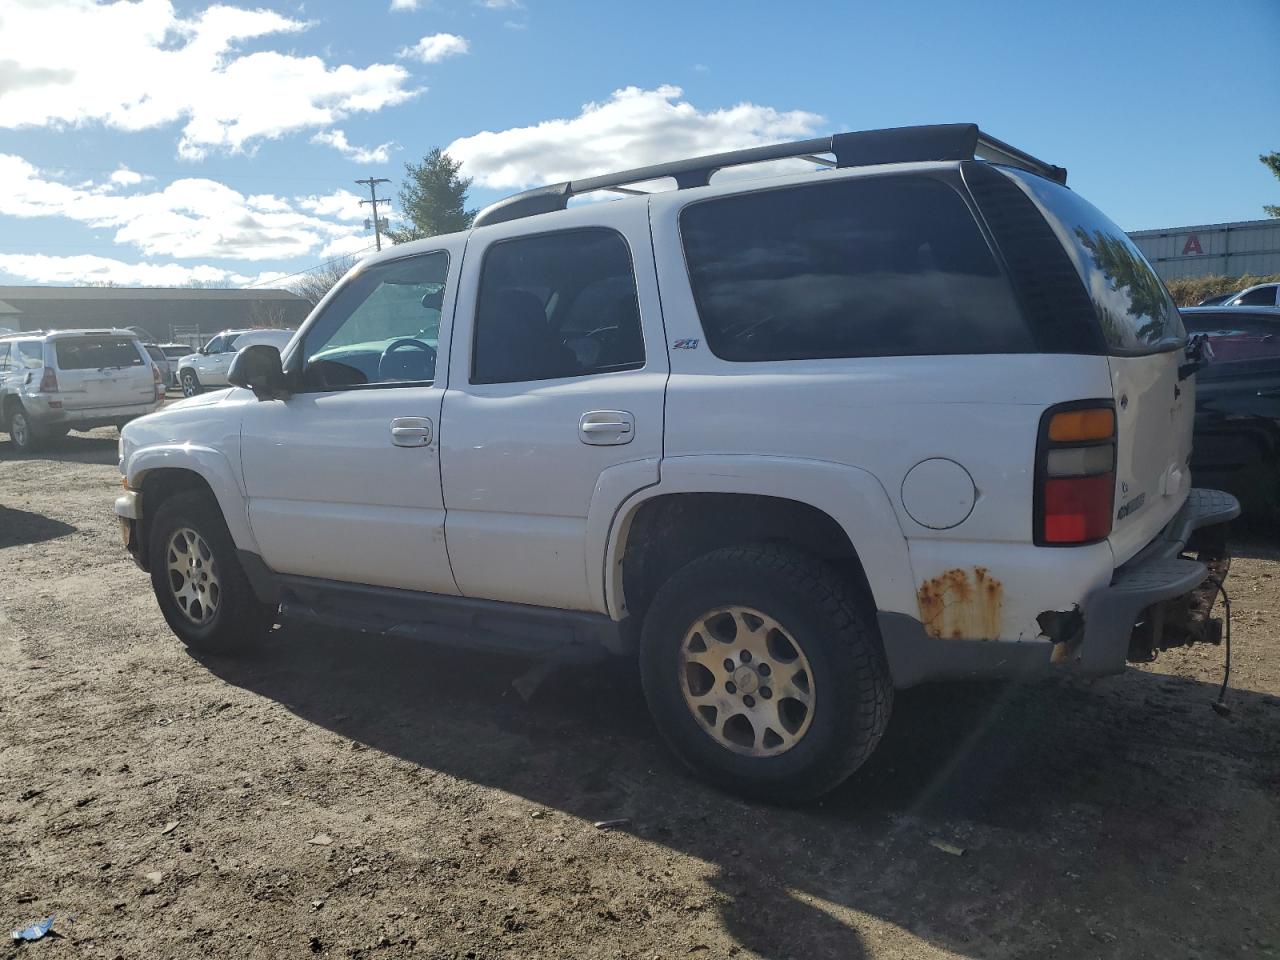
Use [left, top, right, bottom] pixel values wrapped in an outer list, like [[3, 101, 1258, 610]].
[[1035, 402, 1115, 545], [152, 363, 164, 399], [38, 366, 58, 393]]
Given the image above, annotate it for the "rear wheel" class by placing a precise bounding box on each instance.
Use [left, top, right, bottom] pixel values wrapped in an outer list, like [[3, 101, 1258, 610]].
[[148, 490, 275, 654], [7, 405, 42, 452], [180, 370, 201, 397], [640, 544, 893, 802]]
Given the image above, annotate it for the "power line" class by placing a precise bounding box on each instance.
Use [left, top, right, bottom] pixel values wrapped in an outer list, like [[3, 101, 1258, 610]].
[[242, 244, 378, 289], [356, 177, 391, 252]]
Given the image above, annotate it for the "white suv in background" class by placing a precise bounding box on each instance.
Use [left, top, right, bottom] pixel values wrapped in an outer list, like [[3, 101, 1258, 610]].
[[1, 329, 164, 450], [116, 124, 1239, 801], [177, 328, 296, 397]]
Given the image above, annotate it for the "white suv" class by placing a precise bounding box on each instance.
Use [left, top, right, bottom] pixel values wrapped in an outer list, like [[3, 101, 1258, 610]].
[[115, 124, 1239, 800], [2, 329, 164, 450], [176, 328, 296, 397]]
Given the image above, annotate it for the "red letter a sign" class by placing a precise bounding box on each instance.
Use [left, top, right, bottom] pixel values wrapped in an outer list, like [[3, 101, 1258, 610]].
[[1182, 234, 1204, 256]]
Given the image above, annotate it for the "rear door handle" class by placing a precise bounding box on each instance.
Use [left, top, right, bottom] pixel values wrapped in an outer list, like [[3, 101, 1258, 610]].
[[580, 410, 634, 445], [390, 416, 432, 447]]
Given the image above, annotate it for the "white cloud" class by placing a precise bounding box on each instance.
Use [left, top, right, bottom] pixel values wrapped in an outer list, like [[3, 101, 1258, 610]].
[[447, 85, 823, 191], [389, 0, 421, 9], [295, 189, 368, 222], [311, 129, 395, 164], [0, 253, 264, 287], [109, 167, 147, 187], [0, 0, 419, 159], [480, 0, 521, 7], [0, 153, 367, 262], [693, 63, 710, 74], [398, 33, 469, 64], [319, 234, 379, 258]]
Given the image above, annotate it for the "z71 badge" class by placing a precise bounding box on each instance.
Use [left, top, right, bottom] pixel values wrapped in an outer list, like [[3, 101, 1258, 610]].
[[672, 338, 700, 350]]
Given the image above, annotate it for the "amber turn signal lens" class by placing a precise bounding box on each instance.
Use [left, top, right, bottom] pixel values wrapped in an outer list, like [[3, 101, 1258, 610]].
[[1048, 408, 1114, 443]]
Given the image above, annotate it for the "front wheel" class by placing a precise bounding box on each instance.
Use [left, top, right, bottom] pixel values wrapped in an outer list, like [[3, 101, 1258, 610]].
[[148, 490, 275, 654], [180, 370, 201, 397], [640, 544, 893, 802]]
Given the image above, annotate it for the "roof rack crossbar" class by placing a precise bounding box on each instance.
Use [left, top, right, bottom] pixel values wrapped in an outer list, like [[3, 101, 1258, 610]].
[[473, 123, 1066, 227]]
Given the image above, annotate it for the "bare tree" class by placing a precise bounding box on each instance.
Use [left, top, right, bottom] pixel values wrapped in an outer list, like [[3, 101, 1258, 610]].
[[248, 299, 294, 328], [287, 255, 358, 306]]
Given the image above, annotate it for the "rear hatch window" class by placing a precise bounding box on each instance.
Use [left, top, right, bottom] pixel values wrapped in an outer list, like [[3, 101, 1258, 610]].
[[54, 337, 145, 370], [1001, 169, 1185, 354]]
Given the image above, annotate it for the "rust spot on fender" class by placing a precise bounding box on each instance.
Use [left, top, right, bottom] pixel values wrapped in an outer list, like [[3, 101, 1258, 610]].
[[918, 567, 1003, 640]]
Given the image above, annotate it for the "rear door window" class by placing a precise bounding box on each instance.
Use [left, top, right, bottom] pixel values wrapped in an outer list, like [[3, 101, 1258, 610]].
[[54, 337, 144, 370], [16, 341, 44, 369], [679, 175, 1030, 361], [1003, 169, 1184, 354]]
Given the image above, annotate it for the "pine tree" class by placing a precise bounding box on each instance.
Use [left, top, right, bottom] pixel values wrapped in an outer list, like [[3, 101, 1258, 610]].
[[1262, 151, 1280, 218], [386, 148, 476, 243]]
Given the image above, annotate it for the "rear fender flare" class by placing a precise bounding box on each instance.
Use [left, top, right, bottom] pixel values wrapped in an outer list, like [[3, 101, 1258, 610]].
[[601, 455, 917, 620]]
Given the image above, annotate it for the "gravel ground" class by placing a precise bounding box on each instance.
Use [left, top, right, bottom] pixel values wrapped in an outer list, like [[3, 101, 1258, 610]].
[[1, 428, 1278, 959]]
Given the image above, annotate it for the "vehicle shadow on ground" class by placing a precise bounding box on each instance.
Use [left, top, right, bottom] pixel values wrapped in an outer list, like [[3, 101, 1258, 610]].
[[0, 505, 76, 547], [0, 431, 118, 466], [200, 625, 1280, 959]]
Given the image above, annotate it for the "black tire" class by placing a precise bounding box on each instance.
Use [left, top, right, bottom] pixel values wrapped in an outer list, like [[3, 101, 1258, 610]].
[[7, 404, 42, 452], [148, 490, 275, 655], [639, 544, 893, 802], [180, 370, 201, 397]]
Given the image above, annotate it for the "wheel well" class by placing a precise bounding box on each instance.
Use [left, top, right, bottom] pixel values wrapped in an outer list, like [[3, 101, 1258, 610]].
[[137, 468, 216, 568], [619, 493, 873, 621]]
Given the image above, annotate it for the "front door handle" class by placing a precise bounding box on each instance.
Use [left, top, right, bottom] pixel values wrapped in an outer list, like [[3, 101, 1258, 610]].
[[580, 410, 634, 445], [390, 416, 432, 447]]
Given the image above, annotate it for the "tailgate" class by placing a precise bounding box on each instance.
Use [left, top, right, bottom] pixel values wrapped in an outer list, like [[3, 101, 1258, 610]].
[[1108, 350, 1194, 563], [53, 337, 155, 410]]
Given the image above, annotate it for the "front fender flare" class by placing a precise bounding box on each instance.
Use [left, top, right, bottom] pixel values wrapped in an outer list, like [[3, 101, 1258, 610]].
[[126, 443, 260, 555]]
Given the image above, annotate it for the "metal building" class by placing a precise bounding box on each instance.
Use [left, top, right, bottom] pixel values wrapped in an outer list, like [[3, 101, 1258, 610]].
[[0, 286, 311, 346], [1128, 218, 1280, 280]]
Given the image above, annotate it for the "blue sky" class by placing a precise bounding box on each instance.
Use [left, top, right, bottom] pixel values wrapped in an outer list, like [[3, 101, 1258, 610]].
[[0, 0, 1277, 288]]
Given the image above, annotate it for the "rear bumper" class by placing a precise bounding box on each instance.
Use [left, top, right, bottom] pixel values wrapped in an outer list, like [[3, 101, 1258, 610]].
[[25, 396, 162, 429], [1074, 488, 1239, 675], [878, 488, 1240, 688]]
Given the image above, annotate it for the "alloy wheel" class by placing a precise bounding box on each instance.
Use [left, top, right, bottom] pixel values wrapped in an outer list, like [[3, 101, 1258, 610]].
[[679, 605, 816, 757], [165, 527, 221, 625], [10, 411, 29, 448]]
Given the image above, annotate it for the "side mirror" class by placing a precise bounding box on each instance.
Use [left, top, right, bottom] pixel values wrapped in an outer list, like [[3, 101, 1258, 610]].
[[228, 344, 289, 400]]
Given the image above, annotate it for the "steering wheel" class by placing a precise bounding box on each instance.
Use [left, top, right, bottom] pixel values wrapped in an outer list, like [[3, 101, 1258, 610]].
[[378, 338, 436, 382]]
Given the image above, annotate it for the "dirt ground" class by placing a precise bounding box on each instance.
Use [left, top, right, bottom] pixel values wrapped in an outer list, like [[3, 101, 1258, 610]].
[[1, 428, 1278, 960]]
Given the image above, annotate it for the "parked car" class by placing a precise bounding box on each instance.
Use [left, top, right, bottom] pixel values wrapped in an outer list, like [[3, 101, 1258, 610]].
[[176, 329, 296, 397], [1181, 306, 1280, 519], [2, 329, 164, 450], [157, 344, 191, 387], [116, 124, 1238, 800], [141, 343, 174, 390], [1198, 292, 1238, 306], [1222, 282, 1280, 307]]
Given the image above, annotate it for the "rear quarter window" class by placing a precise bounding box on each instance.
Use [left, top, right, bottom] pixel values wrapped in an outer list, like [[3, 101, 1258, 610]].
[[1002, 169, 1185, 354], [679, 175, 1031, 362], [54, 337, 145, 370]]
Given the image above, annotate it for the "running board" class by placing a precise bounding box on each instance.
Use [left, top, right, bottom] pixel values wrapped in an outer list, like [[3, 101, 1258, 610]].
[[277, 575, 627, 661]]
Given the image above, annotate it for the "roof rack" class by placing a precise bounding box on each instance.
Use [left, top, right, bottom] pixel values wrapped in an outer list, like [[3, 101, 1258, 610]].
[[473, 123, 1066, 228]]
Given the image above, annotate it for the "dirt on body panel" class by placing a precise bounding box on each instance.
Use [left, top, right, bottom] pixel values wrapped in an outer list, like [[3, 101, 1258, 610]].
[[918, 566, 1003, 640]]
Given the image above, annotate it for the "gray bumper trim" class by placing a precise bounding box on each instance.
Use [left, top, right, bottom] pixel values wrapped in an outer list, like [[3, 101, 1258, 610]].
[[1077, 488, 1240, 675]]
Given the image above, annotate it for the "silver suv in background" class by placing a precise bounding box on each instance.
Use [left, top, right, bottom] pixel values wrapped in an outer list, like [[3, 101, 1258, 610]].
[[177, 329, 296, 397], [1, 329, 164, 451]]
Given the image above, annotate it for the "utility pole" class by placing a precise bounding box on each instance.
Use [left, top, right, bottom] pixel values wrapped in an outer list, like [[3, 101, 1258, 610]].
[[356, 177, 391, 251]]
